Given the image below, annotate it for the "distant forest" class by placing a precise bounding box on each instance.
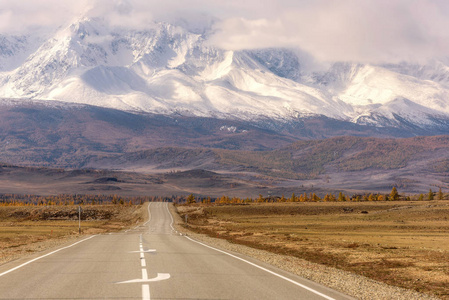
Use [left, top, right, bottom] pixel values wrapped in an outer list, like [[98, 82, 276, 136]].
[[0, 186, 446, 206]]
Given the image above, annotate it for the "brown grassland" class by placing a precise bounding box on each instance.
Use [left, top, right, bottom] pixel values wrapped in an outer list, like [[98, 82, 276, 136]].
[[178, 201, 449, 299], [0, 205, 145, 264]]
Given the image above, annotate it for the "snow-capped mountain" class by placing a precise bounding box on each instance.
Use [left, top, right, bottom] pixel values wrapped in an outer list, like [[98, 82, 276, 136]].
[[0, 34, 43, 72], [1, 17, 449, 131]]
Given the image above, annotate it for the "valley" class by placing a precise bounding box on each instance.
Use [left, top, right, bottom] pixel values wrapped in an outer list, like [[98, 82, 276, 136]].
[[1, 127, 448, 195]]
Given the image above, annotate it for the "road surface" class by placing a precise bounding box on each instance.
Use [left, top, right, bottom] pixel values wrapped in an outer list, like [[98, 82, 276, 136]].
[[0, 202, 354, 299]]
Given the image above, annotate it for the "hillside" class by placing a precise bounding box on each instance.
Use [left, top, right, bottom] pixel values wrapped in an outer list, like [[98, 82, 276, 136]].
[[1, 99, 429, 168], [1, 135, 447, 194], [88, 136, 449, 193]]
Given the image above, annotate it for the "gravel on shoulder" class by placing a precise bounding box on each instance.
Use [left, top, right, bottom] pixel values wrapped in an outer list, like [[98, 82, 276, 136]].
[[169, 204, 439, 300]]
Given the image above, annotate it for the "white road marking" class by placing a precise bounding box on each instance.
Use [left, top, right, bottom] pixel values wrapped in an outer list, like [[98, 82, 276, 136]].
[[130, 249, 157, 253], [131, 203, 152, 231], [115, 273, 171, 284], [143, 204, 151, 300], [185, 236, 336, 300], [164, 202, 177, 234], [136, 212, 172, 300], [163, 203, 336, 299], [142, 269, 148, 280], [142, 284, 150, 300], [143, 203, 152, 226], [140, 233, 151, 300], [0, 236, 96, 278]]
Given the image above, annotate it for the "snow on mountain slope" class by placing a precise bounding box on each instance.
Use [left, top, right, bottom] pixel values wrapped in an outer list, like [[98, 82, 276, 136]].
[[382, 60, 449, 88], [0, 17, 448, 130], [312, 62, 449, 126], [0, 34, 44, 72]]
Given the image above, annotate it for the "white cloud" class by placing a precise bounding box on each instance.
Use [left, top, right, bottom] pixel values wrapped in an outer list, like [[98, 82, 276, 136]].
[[208, 0, 449, 64], [0, 0, 92, 34], [0, 0, 448, 64]]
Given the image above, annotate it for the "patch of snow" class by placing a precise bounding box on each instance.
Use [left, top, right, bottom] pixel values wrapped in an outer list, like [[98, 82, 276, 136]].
[[220, 125, 237, 133]]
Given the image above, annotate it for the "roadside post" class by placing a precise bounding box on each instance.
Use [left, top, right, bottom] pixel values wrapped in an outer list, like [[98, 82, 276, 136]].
[[78, 205, 83, 234]]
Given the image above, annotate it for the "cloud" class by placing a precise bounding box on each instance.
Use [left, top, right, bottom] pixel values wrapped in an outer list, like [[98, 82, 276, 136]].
[[0, 0, 448, 64], [0, 0, 93, 34], [208, 0, 449, 64]]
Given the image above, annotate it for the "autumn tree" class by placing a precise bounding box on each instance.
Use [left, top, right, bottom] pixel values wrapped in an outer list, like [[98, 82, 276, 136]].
[[438, 188, 444, 200], [390, 187, 399, 201], [428, 189, 434, 201], [303, 193, 309, 202], [290, 193, 296, 202], [231, 197, 241, 204], [186, 194, 196, 204]]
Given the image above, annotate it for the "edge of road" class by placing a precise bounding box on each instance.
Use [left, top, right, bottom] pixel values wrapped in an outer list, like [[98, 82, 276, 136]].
[[0, 203, 151, 271], [0, 236, 96, 278], [167, 203, 439, 300]]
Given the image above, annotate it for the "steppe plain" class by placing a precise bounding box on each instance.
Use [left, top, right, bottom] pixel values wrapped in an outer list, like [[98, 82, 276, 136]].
[[177, 201, 449, 298]]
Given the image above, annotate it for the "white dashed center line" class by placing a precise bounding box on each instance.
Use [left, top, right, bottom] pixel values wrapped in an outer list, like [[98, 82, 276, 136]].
[[116, 204, 170, 299]]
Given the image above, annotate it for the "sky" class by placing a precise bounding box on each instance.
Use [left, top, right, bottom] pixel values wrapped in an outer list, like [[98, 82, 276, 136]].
[[0, 0, 448, 64]]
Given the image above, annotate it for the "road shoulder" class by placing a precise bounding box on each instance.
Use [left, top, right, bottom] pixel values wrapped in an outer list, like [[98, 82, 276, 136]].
[[168, 203, 438, 300]]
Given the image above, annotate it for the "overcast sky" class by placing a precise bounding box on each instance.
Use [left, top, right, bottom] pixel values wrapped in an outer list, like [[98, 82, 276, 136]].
[[0, 0, 448, 64]]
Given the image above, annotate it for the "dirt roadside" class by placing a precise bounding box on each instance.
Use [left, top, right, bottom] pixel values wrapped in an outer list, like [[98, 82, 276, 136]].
[[0, 204, 148, 266]]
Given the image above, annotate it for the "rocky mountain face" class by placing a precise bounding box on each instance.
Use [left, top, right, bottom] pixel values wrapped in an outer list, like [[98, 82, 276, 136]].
[[0, 17, 448, 133]]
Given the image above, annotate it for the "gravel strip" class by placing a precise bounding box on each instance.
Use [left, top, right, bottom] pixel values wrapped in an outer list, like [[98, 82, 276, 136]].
[[0, 235, 80, 266], [169, 204, 439, 300]]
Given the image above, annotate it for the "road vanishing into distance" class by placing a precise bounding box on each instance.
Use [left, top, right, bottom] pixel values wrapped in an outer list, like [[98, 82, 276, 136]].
[[0, 202, 354, 300]]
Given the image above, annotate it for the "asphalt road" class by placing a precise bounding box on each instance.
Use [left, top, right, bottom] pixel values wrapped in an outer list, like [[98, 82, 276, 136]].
[[0, 202, 354, 299]]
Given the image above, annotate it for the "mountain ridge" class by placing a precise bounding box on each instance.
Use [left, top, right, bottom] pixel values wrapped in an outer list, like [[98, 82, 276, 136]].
[[2, 99, 432, 169], [0, 98, 447, 193], [0, 17, 448, 132]]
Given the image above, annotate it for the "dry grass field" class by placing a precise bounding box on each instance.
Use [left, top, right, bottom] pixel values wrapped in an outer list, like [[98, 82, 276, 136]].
[[179, 201, 449, 299], [0, 205, 145, 264]]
